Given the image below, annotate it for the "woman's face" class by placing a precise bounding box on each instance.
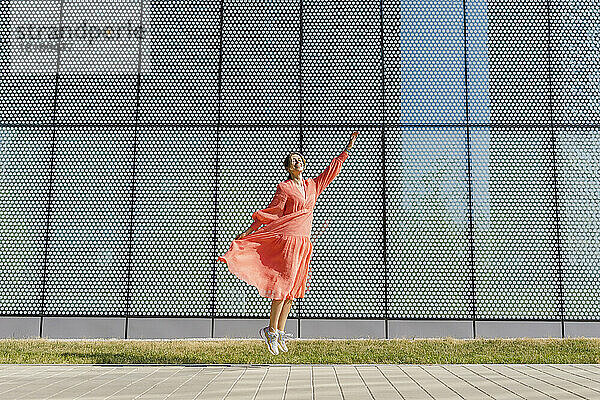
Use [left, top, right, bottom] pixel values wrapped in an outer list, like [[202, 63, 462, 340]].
[[288, 154, 305, 175]]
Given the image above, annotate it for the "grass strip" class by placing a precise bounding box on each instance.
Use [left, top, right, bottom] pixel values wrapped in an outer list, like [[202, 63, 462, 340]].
[[0, 338, 598, 364]]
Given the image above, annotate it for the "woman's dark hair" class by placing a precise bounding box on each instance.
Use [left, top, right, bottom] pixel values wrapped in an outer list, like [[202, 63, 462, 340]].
[[284, 151, 307, 180]]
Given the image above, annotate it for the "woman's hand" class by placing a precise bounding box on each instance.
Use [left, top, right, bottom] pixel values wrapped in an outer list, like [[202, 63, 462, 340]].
[[346, 131, 358, 151], [235, 227, 255, 240], [235, 231, 248, 240]]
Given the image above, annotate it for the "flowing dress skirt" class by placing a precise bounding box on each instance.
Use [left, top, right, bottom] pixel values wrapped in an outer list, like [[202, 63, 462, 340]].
[[218, 210, 315, 300]]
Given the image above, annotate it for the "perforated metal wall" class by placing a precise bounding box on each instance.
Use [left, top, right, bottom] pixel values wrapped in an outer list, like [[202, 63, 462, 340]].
[[1, 0, 599, 327]]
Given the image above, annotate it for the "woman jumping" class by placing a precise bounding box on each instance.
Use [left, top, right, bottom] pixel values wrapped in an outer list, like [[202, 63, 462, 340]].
[[218, 131, 358, 355]]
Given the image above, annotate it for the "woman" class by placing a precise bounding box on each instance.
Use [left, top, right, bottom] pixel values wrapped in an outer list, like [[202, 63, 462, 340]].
[[218, 131, 358, 355]]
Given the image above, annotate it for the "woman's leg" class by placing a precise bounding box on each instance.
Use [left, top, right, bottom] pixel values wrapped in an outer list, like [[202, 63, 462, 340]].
[[277, 299, 293, 332], [269, 299, 284, 333]]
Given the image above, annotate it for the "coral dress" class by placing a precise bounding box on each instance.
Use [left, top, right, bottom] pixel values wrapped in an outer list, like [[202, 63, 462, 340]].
[[218, 150, 350, 300]]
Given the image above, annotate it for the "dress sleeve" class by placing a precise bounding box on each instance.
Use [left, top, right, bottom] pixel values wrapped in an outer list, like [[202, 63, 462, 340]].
[[313, 150, 350, 197], [249, 183, 288, 231]]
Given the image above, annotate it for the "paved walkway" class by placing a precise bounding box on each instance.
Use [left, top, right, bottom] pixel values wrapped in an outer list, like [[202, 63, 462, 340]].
[[0, 364, 599, 399]]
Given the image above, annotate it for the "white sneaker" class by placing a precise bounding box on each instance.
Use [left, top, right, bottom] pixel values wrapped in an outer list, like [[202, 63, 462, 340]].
[[276, 329, 293, 352], [259, 326, 279, 355]]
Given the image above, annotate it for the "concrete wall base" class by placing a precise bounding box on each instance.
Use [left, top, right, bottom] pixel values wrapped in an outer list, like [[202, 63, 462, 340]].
[[1, 317, 598, 339]]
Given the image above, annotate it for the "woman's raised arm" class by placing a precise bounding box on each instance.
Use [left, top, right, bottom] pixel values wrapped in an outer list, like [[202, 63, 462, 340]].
[[313, 131, 358, 197], [313, 150, 350, 197]]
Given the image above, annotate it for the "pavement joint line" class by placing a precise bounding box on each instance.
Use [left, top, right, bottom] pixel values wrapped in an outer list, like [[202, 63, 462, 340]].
[[477, 365, 538, 400], [193, 366, 226, 400], [506, 364, 590, 398], [354, 365, 376, 400], [26, 366, 98, 398], [103, 366, 163, 400], [437, 365, 495, 400], [565, 364, 600, 383], [164, 367, 205, 400], [520, 364, 599, 398], [527, 364, 600, 395], [282, 363, 291, 400], [310, 362, 315, 400], [0, 365, 57, 382], [499, 364, 563, 400], [418, 365, 465, 399], [131, 366, 186, 400], [332, 365, 345, 400], [0, 365, 79, 397], [374, 365, 405, 400], [219, 366, 247, 400], [250, 365, 269, 400], [397, 364, 435, 399], [43, 366, 120, 400], [469, 364, 527, 399], [72, 366, 141, 400]]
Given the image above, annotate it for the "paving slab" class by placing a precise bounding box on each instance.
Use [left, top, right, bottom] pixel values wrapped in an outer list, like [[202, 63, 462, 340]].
[[0, 364, 597, 400]]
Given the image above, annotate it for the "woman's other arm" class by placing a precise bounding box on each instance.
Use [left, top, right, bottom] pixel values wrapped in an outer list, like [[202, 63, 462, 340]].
[[235, 184, 287, 240], [248, 183, 288, 232]]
